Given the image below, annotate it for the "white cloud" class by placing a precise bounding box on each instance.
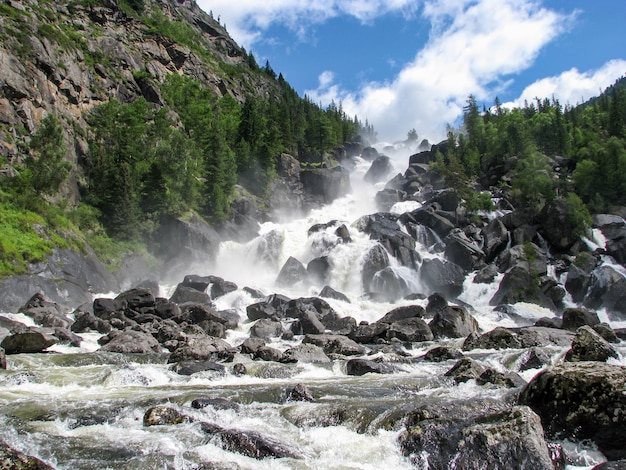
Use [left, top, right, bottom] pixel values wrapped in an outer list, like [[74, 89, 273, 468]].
[[504, 59, 626, 109], [195, 0, 418, 47], [307, 0, 572, 142]]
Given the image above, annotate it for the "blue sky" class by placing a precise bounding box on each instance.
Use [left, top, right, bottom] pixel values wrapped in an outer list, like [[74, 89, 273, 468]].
[[196, 0, 626, 144]]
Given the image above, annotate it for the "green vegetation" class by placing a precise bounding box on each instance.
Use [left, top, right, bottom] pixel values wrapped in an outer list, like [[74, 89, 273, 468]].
[[438, 78, 626, 235]]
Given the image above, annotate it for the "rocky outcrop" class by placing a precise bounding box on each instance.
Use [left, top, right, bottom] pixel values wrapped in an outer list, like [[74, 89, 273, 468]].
[[300, 166, 351, 206]]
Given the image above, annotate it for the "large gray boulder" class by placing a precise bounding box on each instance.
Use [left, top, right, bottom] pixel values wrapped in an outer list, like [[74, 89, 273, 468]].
[[300, 166, 351, 205], [363, 155, 393, 183], [429, 305, 479, 339], [419, 258, 465, 298], [1, 329, 58, 354], [98, 329, 161, 354], [519, 362, 626, 460], [564, 326, 619, 362], [399, 406, 555, 470]]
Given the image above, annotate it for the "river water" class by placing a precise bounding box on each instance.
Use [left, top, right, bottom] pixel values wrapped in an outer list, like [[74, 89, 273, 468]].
[[0, 153, 624, 469]]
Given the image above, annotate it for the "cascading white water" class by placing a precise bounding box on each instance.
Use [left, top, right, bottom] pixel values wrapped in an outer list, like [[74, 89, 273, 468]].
[[1, 149, 624, 469]]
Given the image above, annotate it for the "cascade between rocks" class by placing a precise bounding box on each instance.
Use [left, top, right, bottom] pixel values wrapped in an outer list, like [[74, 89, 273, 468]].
[[0, 148, 625, 470]]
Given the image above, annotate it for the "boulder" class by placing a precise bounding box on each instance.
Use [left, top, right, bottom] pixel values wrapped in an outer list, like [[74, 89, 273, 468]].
[[405, 206, 455, 239], [364, 155, 393, 183], [201, 422, 302, 460], [361, 243, 390, 291], [561, 307, 600, 331], [98, 330, 161, 354], [18, 292, 72, 329], [422, 346, 464, 362], [1, 329, 58, 354], [191, 398, 240, 411], [246, 294, 290, 321], [463, 327, 520, 350], [443, 229, 485, 273], [303, 334, 365, 356], [387, 317, 433, 342], [169, 284, 211, 305], [156, 213, 221, 265], [376, 304, 425, 324], [564, 326, 619, 362], [170, 360, 226, 376], [250, 319, 283, 340], [300, 166, 351, 205], [584, 265, 626, 314], [282, 343, 331, 363], [209, 277, 238, 299], [346, 358, 395, 376], [428, 305, 479, 339], [143, 406, 190, 427], [490, 266, 556, 310], [356, 213, 417, 269], [306, 256, 330, 284], [115, 287, 155, 310], [275, 256, 307, 287], [519, 362, 626, 460], [348, 322, 389, 344], [283, 383, 316, 402], [318, 286, 350, 303], [255, 346, 287, 362], [481, 218, 509, 261], [444, 357, 486, 383], [0, 348, 5, 369], [168, 335, 232, 363], [0, 441, 55, 469], [419, 258, 465, 298], [496, 243, 547, 275], [476, 368, 526, 388], [537, 197, 583, 251], [399, 406, 555, 470], [181, 274, 212, 292], [370, 267, 413, 301]]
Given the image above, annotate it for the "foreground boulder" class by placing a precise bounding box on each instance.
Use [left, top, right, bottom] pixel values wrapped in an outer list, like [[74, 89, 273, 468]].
[[564, 326, 619, 362], [518, 362, 626, 460], [98, 329, 162, 354], [398, 406, 555, 470], [0, 440, 55, 469]]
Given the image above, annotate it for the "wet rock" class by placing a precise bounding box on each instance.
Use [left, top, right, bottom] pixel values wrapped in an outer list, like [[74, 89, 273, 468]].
[[318, 286, 350, 303], [519, 362, 626, 460], [428, 305, 479, 339], [476, 368, 526, 388], [71, 310, 112, 334], [303, 334, 365, 356], [463, 327, 520, 351], [564, 326, 619, 363], [255, 346, 286, 362], [169, 284, 211, 305], [496, 243, 547, 276], [387, 317, 433, 342], [307, 256, 330, 284], [407, 206, 455, 239], [0, 440, 55, 469], [444, 357, 486, 383], [593, 323, 620, 343], [361, 244, 390, 291], [565, 256, 596, 303], [349, 322, 389, 344], [250, 319, 283, 340], [1, 329, 58, 354], [282, 344, 331, 363], [370, 267, 413, 301], [201, 422, 302, 460], [514, 326, 575, 348], [239, 338, 265, 355], [93, 297, 127, 321], [98, 329, 161, 354], [490, 266, 556, 311], [209, 277, 238, 299], [584, 265, 626, 314], [444, 229, 485, 273], [170, 360, 226, 376], [191, 398, 240, 411], [593, 460, 626, 469], [18, 292, 72, 328], [481, 218, 509, 262], [419, 258, 465, 298], [275, 256, 307, 287], [143, 405, 190, 427], [300, 166, 351, 206], [364, 155, 393, 183], [246, 294, 290, 321], [346, 358, 395, 375], [283, 383, 316, 402], [537, 197, 583, 251], [168, 335, 232, 363], [0, 347, 5, 369], [473, 264, 499, 284], [399, 406, 555, 470], [377, 304, 425, 324], [181, 274, 213, 292], [53, 327, 82, 347], [115, 287, 155, 310], [517, 347, 552, 372], [232, 363, 247, 376], [561, 307, 600, 331], [422, 346, 464, 362], [356, 213, 418, 269]]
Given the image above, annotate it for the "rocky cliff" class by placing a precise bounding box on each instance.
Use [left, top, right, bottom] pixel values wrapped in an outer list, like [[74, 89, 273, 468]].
[[0, 0, 276, 203]]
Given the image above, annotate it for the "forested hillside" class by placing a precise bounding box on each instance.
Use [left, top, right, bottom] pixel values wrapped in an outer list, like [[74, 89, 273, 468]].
[[0, 0, 370, 275], [434, 77, 626, 233]]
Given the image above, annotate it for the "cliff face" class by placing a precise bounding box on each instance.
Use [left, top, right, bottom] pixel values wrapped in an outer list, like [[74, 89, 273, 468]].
[[0, 0, 276, 202]]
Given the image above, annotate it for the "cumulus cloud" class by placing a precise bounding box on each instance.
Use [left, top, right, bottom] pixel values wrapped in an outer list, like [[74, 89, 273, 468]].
[[307, 0, 572, 142], [195, 0, 418, 46], [504, 59, 626, 109]]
